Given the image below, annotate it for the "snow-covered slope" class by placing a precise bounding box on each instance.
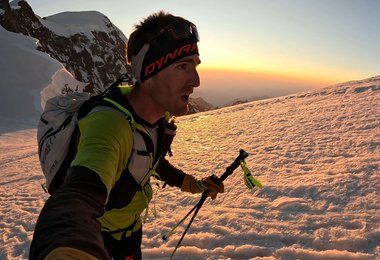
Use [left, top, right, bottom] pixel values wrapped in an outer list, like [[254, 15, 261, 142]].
[[0, 25, 86, 133], [0, 75, 379, 259]]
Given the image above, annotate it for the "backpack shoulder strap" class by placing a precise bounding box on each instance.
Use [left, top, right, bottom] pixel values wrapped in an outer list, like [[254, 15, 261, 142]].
[[76, 87, 134, 122]]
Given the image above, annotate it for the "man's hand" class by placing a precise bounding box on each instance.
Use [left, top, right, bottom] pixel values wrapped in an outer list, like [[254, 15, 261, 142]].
[[198, 175, 224, 199], [181, 174, 224, 199]]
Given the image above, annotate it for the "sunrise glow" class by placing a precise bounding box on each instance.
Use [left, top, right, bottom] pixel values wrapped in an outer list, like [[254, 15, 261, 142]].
[[26, 0, 380, 90]]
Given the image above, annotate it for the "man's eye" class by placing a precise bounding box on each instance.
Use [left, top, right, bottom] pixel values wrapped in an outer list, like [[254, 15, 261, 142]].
[[177, 64, 186, 70]]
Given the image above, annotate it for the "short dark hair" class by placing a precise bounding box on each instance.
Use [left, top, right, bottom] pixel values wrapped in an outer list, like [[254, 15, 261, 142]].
[[127, 11, 188, 62]]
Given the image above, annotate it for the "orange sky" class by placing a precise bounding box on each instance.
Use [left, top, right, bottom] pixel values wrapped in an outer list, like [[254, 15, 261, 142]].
[[199, 67, 336, 87], [194, 68, 338, 106]]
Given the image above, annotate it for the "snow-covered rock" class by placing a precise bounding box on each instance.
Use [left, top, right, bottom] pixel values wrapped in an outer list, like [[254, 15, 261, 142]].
[[0, 0, 129, 93]]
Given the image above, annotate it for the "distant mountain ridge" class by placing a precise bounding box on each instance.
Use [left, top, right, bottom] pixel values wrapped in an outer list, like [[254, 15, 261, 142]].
[[289, 75, 380, 99]]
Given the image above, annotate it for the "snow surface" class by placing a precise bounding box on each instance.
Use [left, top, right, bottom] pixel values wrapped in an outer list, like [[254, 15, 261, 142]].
[[39, 11, 127, 42], [0, 11, 379, 260], [1, 73, 380, 259], [0, 25, 87, 133], [9, 0, 22, 10]]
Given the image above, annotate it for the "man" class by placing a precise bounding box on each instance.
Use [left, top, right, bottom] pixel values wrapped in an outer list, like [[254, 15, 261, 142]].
[[30, 11, 224, 260]]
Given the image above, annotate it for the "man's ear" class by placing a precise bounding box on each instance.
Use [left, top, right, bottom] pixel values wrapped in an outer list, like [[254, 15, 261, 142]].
[[143, 77, 153, 85], [141, 74, 158, 90]]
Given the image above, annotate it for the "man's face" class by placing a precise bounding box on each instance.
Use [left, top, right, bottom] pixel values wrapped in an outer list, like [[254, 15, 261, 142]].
[[147, 54, 201, 116]]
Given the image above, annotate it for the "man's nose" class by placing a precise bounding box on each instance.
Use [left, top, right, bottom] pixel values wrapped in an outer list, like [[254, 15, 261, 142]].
[[192, 69, 200, 88]]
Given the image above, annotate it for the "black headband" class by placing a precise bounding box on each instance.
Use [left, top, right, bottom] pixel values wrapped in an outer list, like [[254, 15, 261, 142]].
[[131, 22, 199, 83]]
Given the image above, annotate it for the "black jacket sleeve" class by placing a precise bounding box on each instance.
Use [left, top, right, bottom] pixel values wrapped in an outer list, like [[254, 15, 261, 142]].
[[29, 166, 110, 260], [155, 158, 186, 187]]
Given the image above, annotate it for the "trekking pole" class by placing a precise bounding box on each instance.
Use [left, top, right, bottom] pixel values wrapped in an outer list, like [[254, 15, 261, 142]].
[[163, 149, 249, 241], [162, 204, 197, 241], [168, 149, 249, 259]]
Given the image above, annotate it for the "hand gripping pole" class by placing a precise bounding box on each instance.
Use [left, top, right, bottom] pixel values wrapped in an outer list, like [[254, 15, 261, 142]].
[[167, 149, 249, 259]]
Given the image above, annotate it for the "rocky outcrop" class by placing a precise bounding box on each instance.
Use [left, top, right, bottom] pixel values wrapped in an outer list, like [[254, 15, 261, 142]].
[[188, 97, 214, 114], [0, 0, 129, 93]]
